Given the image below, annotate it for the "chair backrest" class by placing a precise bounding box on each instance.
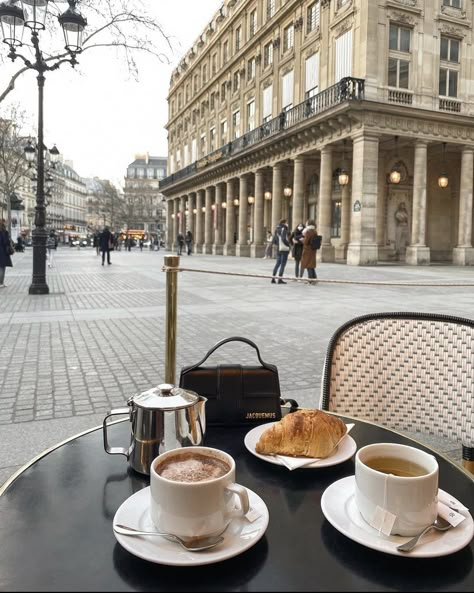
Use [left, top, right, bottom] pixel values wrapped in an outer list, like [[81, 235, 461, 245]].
[[319, 312, 474, 474]]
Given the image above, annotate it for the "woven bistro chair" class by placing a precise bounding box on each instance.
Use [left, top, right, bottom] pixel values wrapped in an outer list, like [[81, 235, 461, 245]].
[[319, 312, 474, 476]]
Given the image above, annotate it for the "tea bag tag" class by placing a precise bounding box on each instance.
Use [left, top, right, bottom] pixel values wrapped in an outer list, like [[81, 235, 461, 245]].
[[438, 501, 466, 527], [371, 506, 396, 536]]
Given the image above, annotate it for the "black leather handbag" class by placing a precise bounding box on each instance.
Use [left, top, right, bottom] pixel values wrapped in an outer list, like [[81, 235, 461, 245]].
[[179, 336, 298, 426]]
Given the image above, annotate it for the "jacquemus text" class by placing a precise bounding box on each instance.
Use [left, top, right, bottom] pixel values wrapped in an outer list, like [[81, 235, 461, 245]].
[[245, 412, 277, 419]]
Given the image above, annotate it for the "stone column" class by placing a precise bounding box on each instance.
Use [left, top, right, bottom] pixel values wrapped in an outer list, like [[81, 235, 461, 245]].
[[271, 163, 283, 233], [213, 183, 224, 255], [346, 133, 379, 266], [173, 198, 179, 251], [236, 174, 250, 257], [165, 198, 173, 250], [251, 169, 265, 258], [224, 179, 236, 256], [292, 156, 305, 227], [203, 186, 213, 254], [180, 196, 186, 233], [406, 140, 430, 265], [337, 183, 351, 260], [318, 146, 335, 262], [453, 147, 474, 265], [195, 189, 204, 253], [188, 193, 195, 237]]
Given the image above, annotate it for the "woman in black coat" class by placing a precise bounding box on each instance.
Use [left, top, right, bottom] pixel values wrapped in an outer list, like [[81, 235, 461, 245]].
[[99, 227, 113, 265], [0, 220, 13, 288]]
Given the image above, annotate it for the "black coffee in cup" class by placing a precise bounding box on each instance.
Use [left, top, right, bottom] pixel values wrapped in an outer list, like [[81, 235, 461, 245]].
[[156, 452, 230, 483]]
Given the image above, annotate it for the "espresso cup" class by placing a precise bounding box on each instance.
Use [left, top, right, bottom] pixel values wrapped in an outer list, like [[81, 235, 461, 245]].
[[355, 443, 439, 536], [150, 446, 250, 540]]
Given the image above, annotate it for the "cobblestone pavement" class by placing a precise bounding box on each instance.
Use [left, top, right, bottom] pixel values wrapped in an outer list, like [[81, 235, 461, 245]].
[[1, 246, 473, 485]]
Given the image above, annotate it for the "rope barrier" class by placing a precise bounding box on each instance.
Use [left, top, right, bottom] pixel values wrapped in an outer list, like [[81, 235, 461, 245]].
[[161, 265, 474, 287]]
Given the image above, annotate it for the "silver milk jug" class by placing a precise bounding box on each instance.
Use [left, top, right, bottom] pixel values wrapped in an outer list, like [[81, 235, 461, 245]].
[[103, 383, 207, 475]]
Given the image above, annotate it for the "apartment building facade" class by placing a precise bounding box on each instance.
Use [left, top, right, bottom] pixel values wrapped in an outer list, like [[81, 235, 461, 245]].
[[123, 154, 168, 241], [160, 0, 474, 265]]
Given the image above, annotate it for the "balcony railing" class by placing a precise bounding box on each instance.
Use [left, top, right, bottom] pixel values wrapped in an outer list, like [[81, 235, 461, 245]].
[[160, 76, 365, 190], [439, 98, 461, 113]]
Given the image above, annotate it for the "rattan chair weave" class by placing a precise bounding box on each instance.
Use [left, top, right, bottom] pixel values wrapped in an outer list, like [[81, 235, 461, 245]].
[[320, 312, 474, 472]]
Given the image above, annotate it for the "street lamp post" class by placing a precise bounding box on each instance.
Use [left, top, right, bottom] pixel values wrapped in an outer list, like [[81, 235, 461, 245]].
[[0, 0, 87, 294]]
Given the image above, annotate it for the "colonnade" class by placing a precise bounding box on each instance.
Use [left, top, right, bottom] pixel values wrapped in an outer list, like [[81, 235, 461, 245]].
[[165, 134, 474, 266]]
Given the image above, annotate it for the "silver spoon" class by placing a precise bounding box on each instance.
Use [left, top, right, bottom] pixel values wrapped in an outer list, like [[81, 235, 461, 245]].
[[396, 516, 452, 552], [114, 523, 224, 552]]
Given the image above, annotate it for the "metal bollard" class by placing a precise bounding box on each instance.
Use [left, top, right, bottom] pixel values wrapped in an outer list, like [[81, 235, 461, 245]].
[[164, 255, 179, 385]]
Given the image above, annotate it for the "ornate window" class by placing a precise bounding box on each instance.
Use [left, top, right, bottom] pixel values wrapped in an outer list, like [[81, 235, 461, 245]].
[[388, 23, 411, 89], [307, 2, 320, 34], [439, 36, 460, 97], [283, 24, 294, 52], [263, 41, 273, 67], [443, 0, 461, 7]]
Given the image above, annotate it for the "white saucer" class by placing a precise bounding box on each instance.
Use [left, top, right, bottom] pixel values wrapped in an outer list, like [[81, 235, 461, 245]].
[[244, 422, 357, 468], [321, 476, 474, 558], [113, 486, 269, 566]]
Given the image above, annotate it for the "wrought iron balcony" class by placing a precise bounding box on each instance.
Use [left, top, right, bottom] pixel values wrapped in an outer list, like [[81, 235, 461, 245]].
[[160, 76, 364, 190]]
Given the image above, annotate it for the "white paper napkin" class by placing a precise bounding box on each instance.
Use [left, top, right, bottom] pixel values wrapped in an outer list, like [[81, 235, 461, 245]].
[[271, 423, 355, 471]]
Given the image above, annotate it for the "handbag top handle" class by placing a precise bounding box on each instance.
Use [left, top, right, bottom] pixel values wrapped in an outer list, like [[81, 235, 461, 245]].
[[183, 336, 273, 373]]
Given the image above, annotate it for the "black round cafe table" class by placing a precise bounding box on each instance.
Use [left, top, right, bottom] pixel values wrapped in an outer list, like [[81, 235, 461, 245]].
[[0, 416, 473, 592]]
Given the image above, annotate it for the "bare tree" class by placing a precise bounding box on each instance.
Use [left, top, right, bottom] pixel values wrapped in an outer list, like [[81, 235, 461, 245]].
[[0, 0, 173, 104], [0, 105, 30, 233]]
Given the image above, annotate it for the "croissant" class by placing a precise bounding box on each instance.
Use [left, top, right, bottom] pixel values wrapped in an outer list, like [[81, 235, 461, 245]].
[[255, 409, 346, 458]]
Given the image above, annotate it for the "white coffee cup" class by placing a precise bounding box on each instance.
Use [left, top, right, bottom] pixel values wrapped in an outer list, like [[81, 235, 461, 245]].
[[355, 443, 439, 536], [150, 446, 250, 540]]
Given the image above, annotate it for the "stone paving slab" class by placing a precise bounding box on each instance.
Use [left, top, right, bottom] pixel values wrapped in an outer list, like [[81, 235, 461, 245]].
[[0, 246, 473, 486]]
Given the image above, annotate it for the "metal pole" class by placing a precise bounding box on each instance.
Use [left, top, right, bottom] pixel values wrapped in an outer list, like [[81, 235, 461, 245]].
[[164, 255, 179, 385], [29, 68, 49, 295]]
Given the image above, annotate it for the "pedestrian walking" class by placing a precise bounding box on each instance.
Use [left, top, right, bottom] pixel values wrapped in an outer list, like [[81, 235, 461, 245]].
[[46, 230, 58, 268], [271, 219, 290, 284], [263, 231, 273, 259], [177, 232, 185, 255], [300, 219, 318, 283], [185, 230, 193, 255], [0, 219, 13, 288], [99, 226, 113, 266], [93, 232, 100, 255], [139, 238, 144, 251], [289, 223, 305, 277]]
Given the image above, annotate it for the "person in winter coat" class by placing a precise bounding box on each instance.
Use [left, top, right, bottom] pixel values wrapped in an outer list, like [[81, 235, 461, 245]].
[[99, 226, 113, 266], [289, 223, 305, 277], [185, 230, 193, 255], [271, 219, 290, 284], [0, 220, 13, 288], [46, 230, 58, 268], [300, 219, 318, 283]]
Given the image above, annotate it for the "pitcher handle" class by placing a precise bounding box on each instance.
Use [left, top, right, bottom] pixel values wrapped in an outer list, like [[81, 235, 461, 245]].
[[103, 407, 131, 457]]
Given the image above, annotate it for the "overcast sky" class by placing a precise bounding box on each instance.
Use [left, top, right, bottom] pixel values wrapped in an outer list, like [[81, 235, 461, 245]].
[[0, 0, 220, 187]]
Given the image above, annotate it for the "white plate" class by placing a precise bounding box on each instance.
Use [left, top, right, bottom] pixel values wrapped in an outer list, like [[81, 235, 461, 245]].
[[244, 422, 357, 468], [113, 486, 269, 566], [321, 476, 474, 558]]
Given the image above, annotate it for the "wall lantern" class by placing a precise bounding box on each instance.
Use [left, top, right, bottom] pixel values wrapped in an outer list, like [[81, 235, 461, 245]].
[[171, 213, 175, 219], [211, 204, 216, 210], [233, 198, 239, 206], [389, 135, 401, 184], [264, 191, 272, 200], [222, 201, 227, 209], [193, 208, 197, 214], [201, 206, 206, 212], [338, 139, 350, 186], [438, 142, 449, 189], [283, 185, 293, 198], [247, 195, 255, 204]]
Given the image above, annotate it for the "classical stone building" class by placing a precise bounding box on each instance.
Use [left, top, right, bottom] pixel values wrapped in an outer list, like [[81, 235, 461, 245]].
[[160, 0, 474, 265], [123, 154, 168, 241]]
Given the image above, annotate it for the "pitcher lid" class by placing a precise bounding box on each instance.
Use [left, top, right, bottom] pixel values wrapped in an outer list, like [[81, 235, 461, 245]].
[[130, 384, 200, 410]]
